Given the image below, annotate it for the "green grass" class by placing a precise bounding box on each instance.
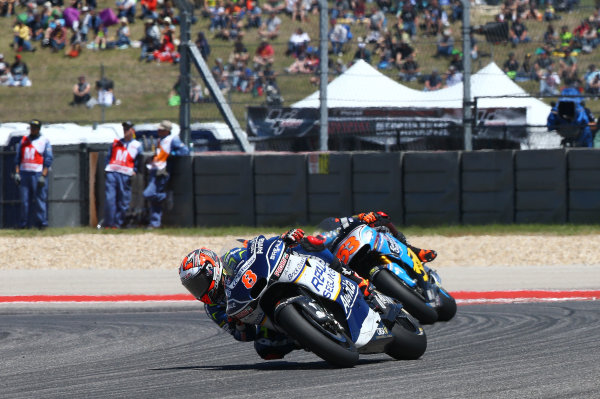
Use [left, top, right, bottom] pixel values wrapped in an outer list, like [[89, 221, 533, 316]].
[[2, 223, 600, 237], [1, 1, 600, 124]]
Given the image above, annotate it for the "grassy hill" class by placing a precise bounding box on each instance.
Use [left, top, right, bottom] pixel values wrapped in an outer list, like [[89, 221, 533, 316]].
[[1, 0, 600, 126]]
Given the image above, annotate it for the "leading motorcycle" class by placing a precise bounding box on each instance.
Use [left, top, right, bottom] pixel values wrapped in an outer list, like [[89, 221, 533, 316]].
[[318, 217, 457, 325], [224, 235, 427, 368]]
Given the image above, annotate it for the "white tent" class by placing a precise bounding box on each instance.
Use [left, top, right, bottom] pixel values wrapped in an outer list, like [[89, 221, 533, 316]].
[[292, 59, 425, 108], [292, 60, 551, 127]]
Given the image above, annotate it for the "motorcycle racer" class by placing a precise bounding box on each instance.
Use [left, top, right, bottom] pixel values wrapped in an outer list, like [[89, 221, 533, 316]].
[[179, 229, 375, 361], [322, 211, 438, 264]]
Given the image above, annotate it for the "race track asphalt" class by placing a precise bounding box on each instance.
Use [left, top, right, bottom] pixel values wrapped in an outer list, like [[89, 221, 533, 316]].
[[0, 265, 599, 398], [1, 301, 599, 399]]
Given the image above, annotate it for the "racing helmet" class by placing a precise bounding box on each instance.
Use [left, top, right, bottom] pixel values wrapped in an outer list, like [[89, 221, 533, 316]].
[[179, 248, 224, 304]]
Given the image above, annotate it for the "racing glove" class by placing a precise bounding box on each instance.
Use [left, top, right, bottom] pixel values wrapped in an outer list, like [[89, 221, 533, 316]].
[[13, 172, 21, 186], [37, 175, 46, 188], [417, 248, 437, 263], [281, 228, 304, 246], [357, 211, 390, 226]]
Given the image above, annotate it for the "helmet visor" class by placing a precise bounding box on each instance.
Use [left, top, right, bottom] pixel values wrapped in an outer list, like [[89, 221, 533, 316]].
[[183, 270, 213, 302]]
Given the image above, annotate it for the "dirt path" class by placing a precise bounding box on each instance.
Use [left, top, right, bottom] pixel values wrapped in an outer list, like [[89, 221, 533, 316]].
[[2, 233, 600, 270]]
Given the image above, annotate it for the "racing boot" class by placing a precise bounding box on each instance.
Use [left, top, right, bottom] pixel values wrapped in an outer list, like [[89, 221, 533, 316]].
[[408, 245, 437, 263], [254, 327, 297, 360]]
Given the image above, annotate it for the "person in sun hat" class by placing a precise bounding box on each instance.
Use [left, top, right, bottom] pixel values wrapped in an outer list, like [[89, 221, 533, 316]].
[[143, 120, 189, 228], [102, 121, 143, 228], [13, 119, 53, 229]]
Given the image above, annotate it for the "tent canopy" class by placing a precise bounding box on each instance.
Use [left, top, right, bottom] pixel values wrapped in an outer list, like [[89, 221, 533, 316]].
[[292, 60, 551, 126]]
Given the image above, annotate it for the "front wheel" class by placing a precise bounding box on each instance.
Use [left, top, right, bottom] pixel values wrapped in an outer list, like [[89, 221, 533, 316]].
[[385, 309, 427, 360], [436, 287, 457, 322], [276, 303, 359, 368], [371, 269, 439, 325]]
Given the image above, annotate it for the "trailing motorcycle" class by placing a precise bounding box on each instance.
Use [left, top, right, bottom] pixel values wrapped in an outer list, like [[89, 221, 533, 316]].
[[318, 217, 457, 325], [224, 235, 427, 368]]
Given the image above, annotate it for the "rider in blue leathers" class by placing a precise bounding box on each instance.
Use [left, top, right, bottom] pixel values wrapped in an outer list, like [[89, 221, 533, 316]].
[[180, 229, 374, 360], [13, 119, 53, 229]]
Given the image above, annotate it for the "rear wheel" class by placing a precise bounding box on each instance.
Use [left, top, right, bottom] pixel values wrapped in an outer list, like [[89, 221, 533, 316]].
[[385, 309, 427, 360], [371, 269, 439, 324], [436, 287, 457, 322], [276, 303, 359, 368]]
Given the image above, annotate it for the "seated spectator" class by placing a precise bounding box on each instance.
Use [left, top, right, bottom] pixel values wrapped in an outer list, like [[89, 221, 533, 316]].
[[365, 6, 385, 43], [515, 52, 534, 81], [1, 0, 15, 17], [543, 24, 559, 49], [534, 50, 554, 81], [218, 14, 244, 41], [258, 11, 281, 40], [448, 50, 463, 72], [424, 69, 442, 91], [543, 3, 558, 21], [108, 17, 131, 49], [13, 19, 35, 52], [503, 51, 519, 79], [253, 40, 275, 66], [398, 53, 420, 82], [139, 18, 161, 61], [559, 25, 573, 48], [70, 75, 91, 106], [208, 0, 226, 32], [263, 0, 285, 14], [587, 72, 600, 96], [584, 64, 600, 94], [400, 3, 418, 38], [229, 37, 249, 64], [392, 39, 414, 67], [8, 54, 31, 87], [558, 44, 578, 80], [116, 0, 136, 24], [285, 49, 312, 73], [287, 27, 310, 57], [196, 31, 211, 59], [0, 54, 12, 86], [435, 29, 454, 57], [87, 77, 117, 108], [66, 23, 84, 58], [152, 30, 180, 63], [540, 65, 560, 96], [444, 65, 462, 87], [140, 0, 158, 21], [353, 37, 371, 64], [329, 19, 349, 56], [246, 1, 262, 28], [509, 16, 530, 47], [423, 0, 446, 37], [45, 19, 67, 52], [30, 12, 45, 42]]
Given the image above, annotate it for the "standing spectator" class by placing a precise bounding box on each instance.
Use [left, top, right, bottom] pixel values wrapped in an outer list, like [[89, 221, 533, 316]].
[[70, 75, 91, 106], [509, 16, 530, 47], [143, 120, 189, 229], [103, 121, 143, 229], [424, 69, 442, 91], [258, 11, 281, 40], [13, 19, 36, 52], [8, 54, 31, 87], [13, 119, 53, 229], [435, 29, 454, 57]]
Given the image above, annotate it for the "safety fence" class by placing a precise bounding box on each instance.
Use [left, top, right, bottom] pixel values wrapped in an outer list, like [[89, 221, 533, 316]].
[[2, 147, 600, 228]]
